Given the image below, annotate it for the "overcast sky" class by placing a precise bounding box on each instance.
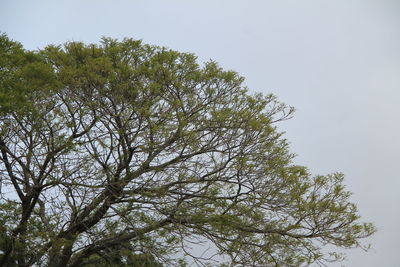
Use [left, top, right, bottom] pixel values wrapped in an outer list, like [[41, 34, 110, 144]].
[[1, 0, 399, 266]]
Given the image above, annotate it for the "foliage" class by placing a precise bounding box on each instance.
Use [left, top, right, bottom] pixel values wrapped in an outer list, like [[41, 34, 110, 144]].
[[81, 250, 163, 267], [0, 33, 375, 266]]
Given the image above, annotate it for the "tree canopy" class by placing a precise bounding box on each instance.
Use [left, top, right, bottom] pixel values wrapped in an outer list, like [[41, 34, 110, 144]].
[[0, 33, 375, 266]]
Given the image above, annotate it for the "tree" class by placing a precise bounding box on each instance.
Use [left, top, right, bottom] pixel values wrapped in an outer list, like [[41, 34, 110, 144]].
[[0, 33, 374, 266], [81, 250, 163, 267]]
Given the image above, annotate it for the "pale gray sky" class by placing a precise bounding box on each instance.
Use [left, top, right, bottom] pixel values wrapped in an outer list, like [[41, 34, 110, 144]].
[[1, 0, 399, 266]]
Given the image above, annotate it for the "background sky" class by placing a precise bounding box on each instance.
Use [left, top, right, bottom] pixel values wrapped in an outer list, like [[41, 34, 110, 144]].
[[1, 0, 399, 266]]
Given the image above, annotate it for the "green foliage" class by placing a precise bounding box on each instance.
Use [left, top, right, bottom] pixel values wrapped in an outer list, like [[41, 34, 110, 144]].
[[0, 33, 56, 116], [0, 33, 375, 267], [81, 251, 163, 267]]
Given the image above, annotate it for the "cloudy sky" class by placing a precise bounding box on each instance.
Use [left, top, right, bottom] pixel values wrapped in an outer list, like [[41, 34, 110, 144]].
[[1, 0, 399, 266]]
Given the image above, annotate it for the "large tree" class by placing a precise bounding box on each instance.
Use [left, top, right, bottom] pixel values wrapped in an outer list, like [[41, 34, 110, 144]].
[[0, 33, 374, 267]]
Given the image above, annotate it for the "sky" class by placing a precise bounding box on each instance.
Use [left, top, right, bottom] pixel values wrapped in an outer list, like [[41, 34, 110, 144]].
[[1, 0, 399, 266]]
